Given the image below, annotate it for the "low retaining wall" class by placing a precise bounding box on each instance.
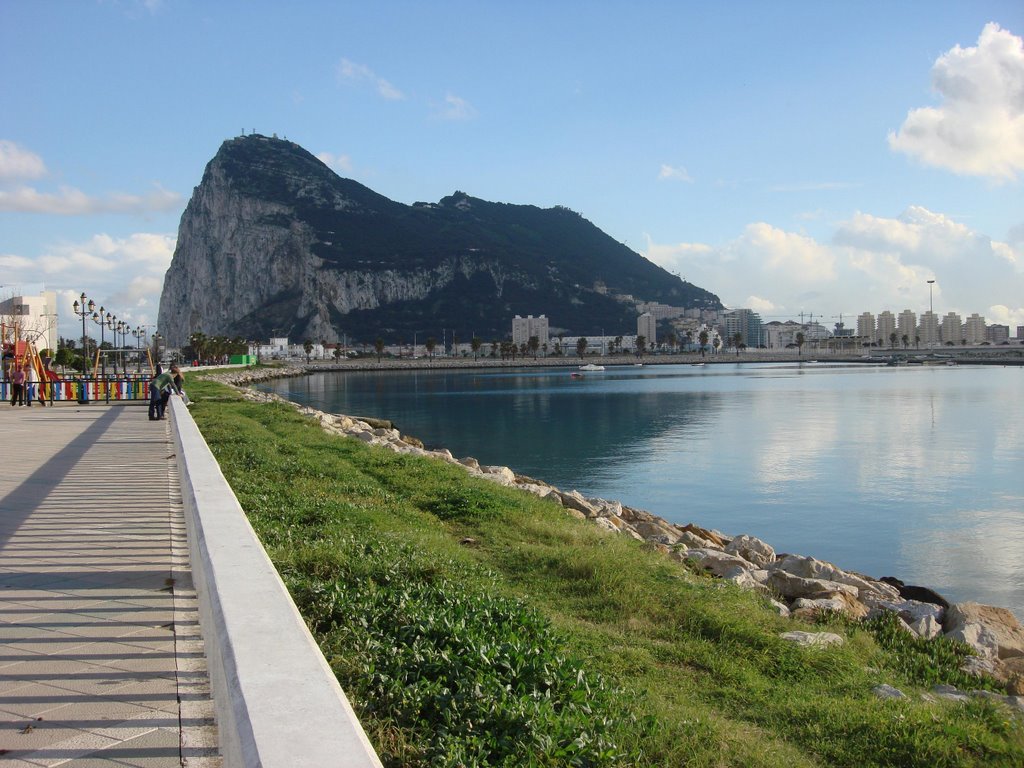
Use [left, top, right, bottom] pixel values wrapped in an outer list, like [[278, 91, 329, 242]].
[[169, 396, 383, 767]]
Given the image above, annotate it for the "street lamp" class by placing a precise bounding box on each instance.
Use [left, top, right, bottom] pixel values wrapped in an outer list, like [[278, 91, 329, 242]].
[[154, 332, 162, 366], [132, 326, 143, 373], [115, 320, 125, 374], [72, 293, 94, 375], [91, 308, 108, 380], [927, 279, 936, 349]]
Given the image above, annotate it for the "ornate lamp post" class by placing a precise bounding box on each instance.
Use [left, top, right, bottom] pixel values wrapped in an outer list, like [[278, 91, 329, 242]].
[[106, 314, 118, 375], [72, 293, 94, 375], [91, 307, 108, 380], [154, 332, 162, 367], [116, 320, 126, 374], [132, 327, 143, 373]]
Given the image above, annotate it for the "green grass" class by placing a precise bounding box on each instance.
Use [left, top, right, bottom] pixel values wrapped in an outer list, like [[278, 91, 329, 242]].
[[184, 378, 1024, 767]]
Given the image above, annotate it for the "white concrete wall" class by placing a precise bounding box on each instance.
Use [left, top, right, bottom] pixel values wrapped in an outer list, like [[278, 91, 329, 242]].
[[169, 396, 383, 767]]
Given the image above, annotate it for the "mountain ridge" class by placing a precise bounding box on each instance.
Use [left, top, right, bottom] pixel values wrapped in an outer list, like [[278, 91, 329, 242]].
[[157, 134, 722, 345]]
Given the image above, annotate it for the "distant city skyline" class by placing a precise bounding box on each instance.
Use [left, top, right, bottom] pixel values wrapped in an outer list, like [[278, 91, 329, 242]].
[[1, 2, 1021, 340]]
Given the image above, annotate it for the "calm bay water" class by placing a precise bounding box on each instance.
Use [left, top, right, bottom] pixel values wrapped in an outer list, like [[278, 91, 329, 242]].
[[259, 363, 1024, 617]]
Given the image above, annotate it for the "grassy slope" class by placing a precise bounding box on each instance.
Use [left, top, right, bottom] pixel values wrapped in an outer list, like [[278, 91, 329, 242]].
[[185, 379, 1024, 767]]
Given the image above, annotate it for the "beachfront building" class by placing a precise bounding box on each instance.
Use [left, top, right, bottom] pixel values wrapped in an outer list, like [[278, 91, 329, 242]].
[[0, 289, 58, 353], [876, 311, 896, 347], [964, 314, 986, 345], [987, 325, 1009, 344], [856, 312, 875, 346], [720, 308, 764, 348], [941, 312, 963, 345], [763, 320, 802, 349], [897, 310, 917, 347], [512, 314, 549, 346], [637, 312, 657, 347], [918, 311, 940, 348]]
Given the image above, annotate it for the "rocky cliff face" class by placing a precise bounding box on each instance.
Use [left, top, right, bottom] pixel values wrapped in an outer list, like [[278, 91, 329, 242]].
[[158, 134, 721, 346]]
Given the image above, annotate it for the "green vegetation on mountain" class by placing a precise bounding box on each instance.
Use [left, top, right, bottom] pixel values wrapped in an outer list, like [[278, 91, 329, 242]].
[[199, 135, 721, 342], [186, 376, 1024, 767]]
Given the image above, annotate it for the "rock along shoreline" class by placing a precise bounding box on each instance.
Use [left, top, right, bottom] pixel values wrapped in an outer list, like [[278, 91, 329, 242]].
[[204, 364, 1024, 712]]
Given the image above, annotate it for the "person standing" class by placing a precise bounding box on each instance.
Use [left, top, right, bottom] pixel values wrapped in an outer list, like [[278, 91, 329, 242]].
[[9, 364, 26, 406], [149, 365, 174, 420]]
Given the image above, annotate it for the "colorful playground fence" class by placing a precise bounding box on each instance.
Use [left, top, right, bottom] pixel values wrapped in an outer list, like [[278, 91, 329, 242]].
[[2, 376, 151, 404]]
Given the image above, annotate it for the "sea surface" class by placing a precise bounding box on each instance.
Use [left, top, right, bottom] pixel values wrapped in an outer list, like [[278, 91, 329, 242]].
[[258, 362, 1024, 618]]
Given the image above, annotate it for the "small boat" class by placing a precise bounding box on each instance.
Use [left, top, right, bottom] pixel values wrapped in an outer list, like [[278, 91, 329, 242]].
[[579, 363, 605, 371], [691, 362, 705, 367], [570, 372, 583, 379]]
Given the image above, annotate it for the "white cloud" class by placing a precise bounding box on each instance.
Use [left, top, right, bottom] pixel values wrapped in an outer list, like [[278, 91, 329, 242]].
[[316, 152, 353, 174], [888, 22, 1024, 180], [337, 58, 404, 100], [988, 304, 1024, 327], [0, 184, 181, 215], [745, 295, 777, 313], [0, 140, 46, 180], [658, 164, 693, 182], [433, 93, 477, 121], [643, 206, 1023, 321], [0, 233, 176, 338]]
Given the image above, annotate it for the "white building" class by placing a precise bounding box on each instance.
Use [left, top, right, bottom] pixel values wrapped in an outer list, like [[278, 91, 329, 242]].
[[763, 320, 803, 349], [511, 314, 549, 346], [918, 311, 940, 347], [897, 310, 917, 346], [0, 290, 58, 353], [876, 310, 896, 347], [941, 312, 963, 345], [637, 312, 657, 346], [721, 308, 765, 347], [856, 312, 875, 343], [964, 313, 986, 345]]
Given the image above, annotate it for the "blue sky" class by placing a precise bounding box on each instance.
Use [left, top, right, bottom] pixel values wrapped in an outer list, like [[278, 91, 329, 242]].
[[2, 0, 1022, 341]]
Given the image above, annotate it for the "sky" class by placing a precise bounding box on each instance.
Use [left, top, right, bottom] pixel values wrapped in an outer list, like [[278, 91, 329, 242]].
[[2, 0, 1023, 342]]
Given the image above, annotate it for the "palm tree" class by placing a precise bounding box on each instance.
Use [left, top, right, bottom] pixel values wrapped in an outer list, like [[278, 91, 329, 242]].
[[889, 332, 898, 350], [471, 336, 481, 360], [665, 330, 677, 354], [915, 335, 921, 350], [795, 331, 805, 357], [425, 337, 436, 361], [576, 337, 588, 358], [528, 335, 540, 359], [303, 338, 313, 362], [901, 334, 909, 349], [614, 335, 623, 355], [374, 337, 385, 362], [698, 330, 709, 357], [733, 332, 743, 356], [636, 335, 646, 357], [333, 345, 342, 362]]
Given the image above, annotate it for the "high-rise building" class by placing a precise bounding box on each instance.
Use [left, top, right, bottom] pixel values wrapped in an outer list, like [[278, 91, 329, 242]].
[[876, 311, 896, 347], [721, 308, 765, 347], [637, 312, 657, 347], [940, 312, 963, 345], [918, 311, 940, 347], [964, 313, 986, 344], [856, 312, 875, 343], [897, 310, 917, 347], [511, 314, 549, 346]]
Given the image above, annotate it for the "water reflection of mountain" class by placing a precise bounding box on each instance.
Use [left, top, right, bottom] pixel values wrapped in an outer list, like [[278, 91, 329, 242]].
[[264, 368, 725, 492]]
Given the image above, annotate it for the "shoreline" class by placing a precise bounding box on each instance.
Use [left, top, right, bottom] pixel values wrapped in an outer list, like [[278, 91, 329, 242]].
[[266, 345, 1023, 372], [202, 364, 1024, 701]]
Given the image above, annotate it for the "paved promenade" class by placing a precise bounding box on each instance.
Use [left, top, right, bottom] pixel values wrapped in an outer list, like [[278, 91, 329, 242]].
[[0, 403, 220, 766]]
